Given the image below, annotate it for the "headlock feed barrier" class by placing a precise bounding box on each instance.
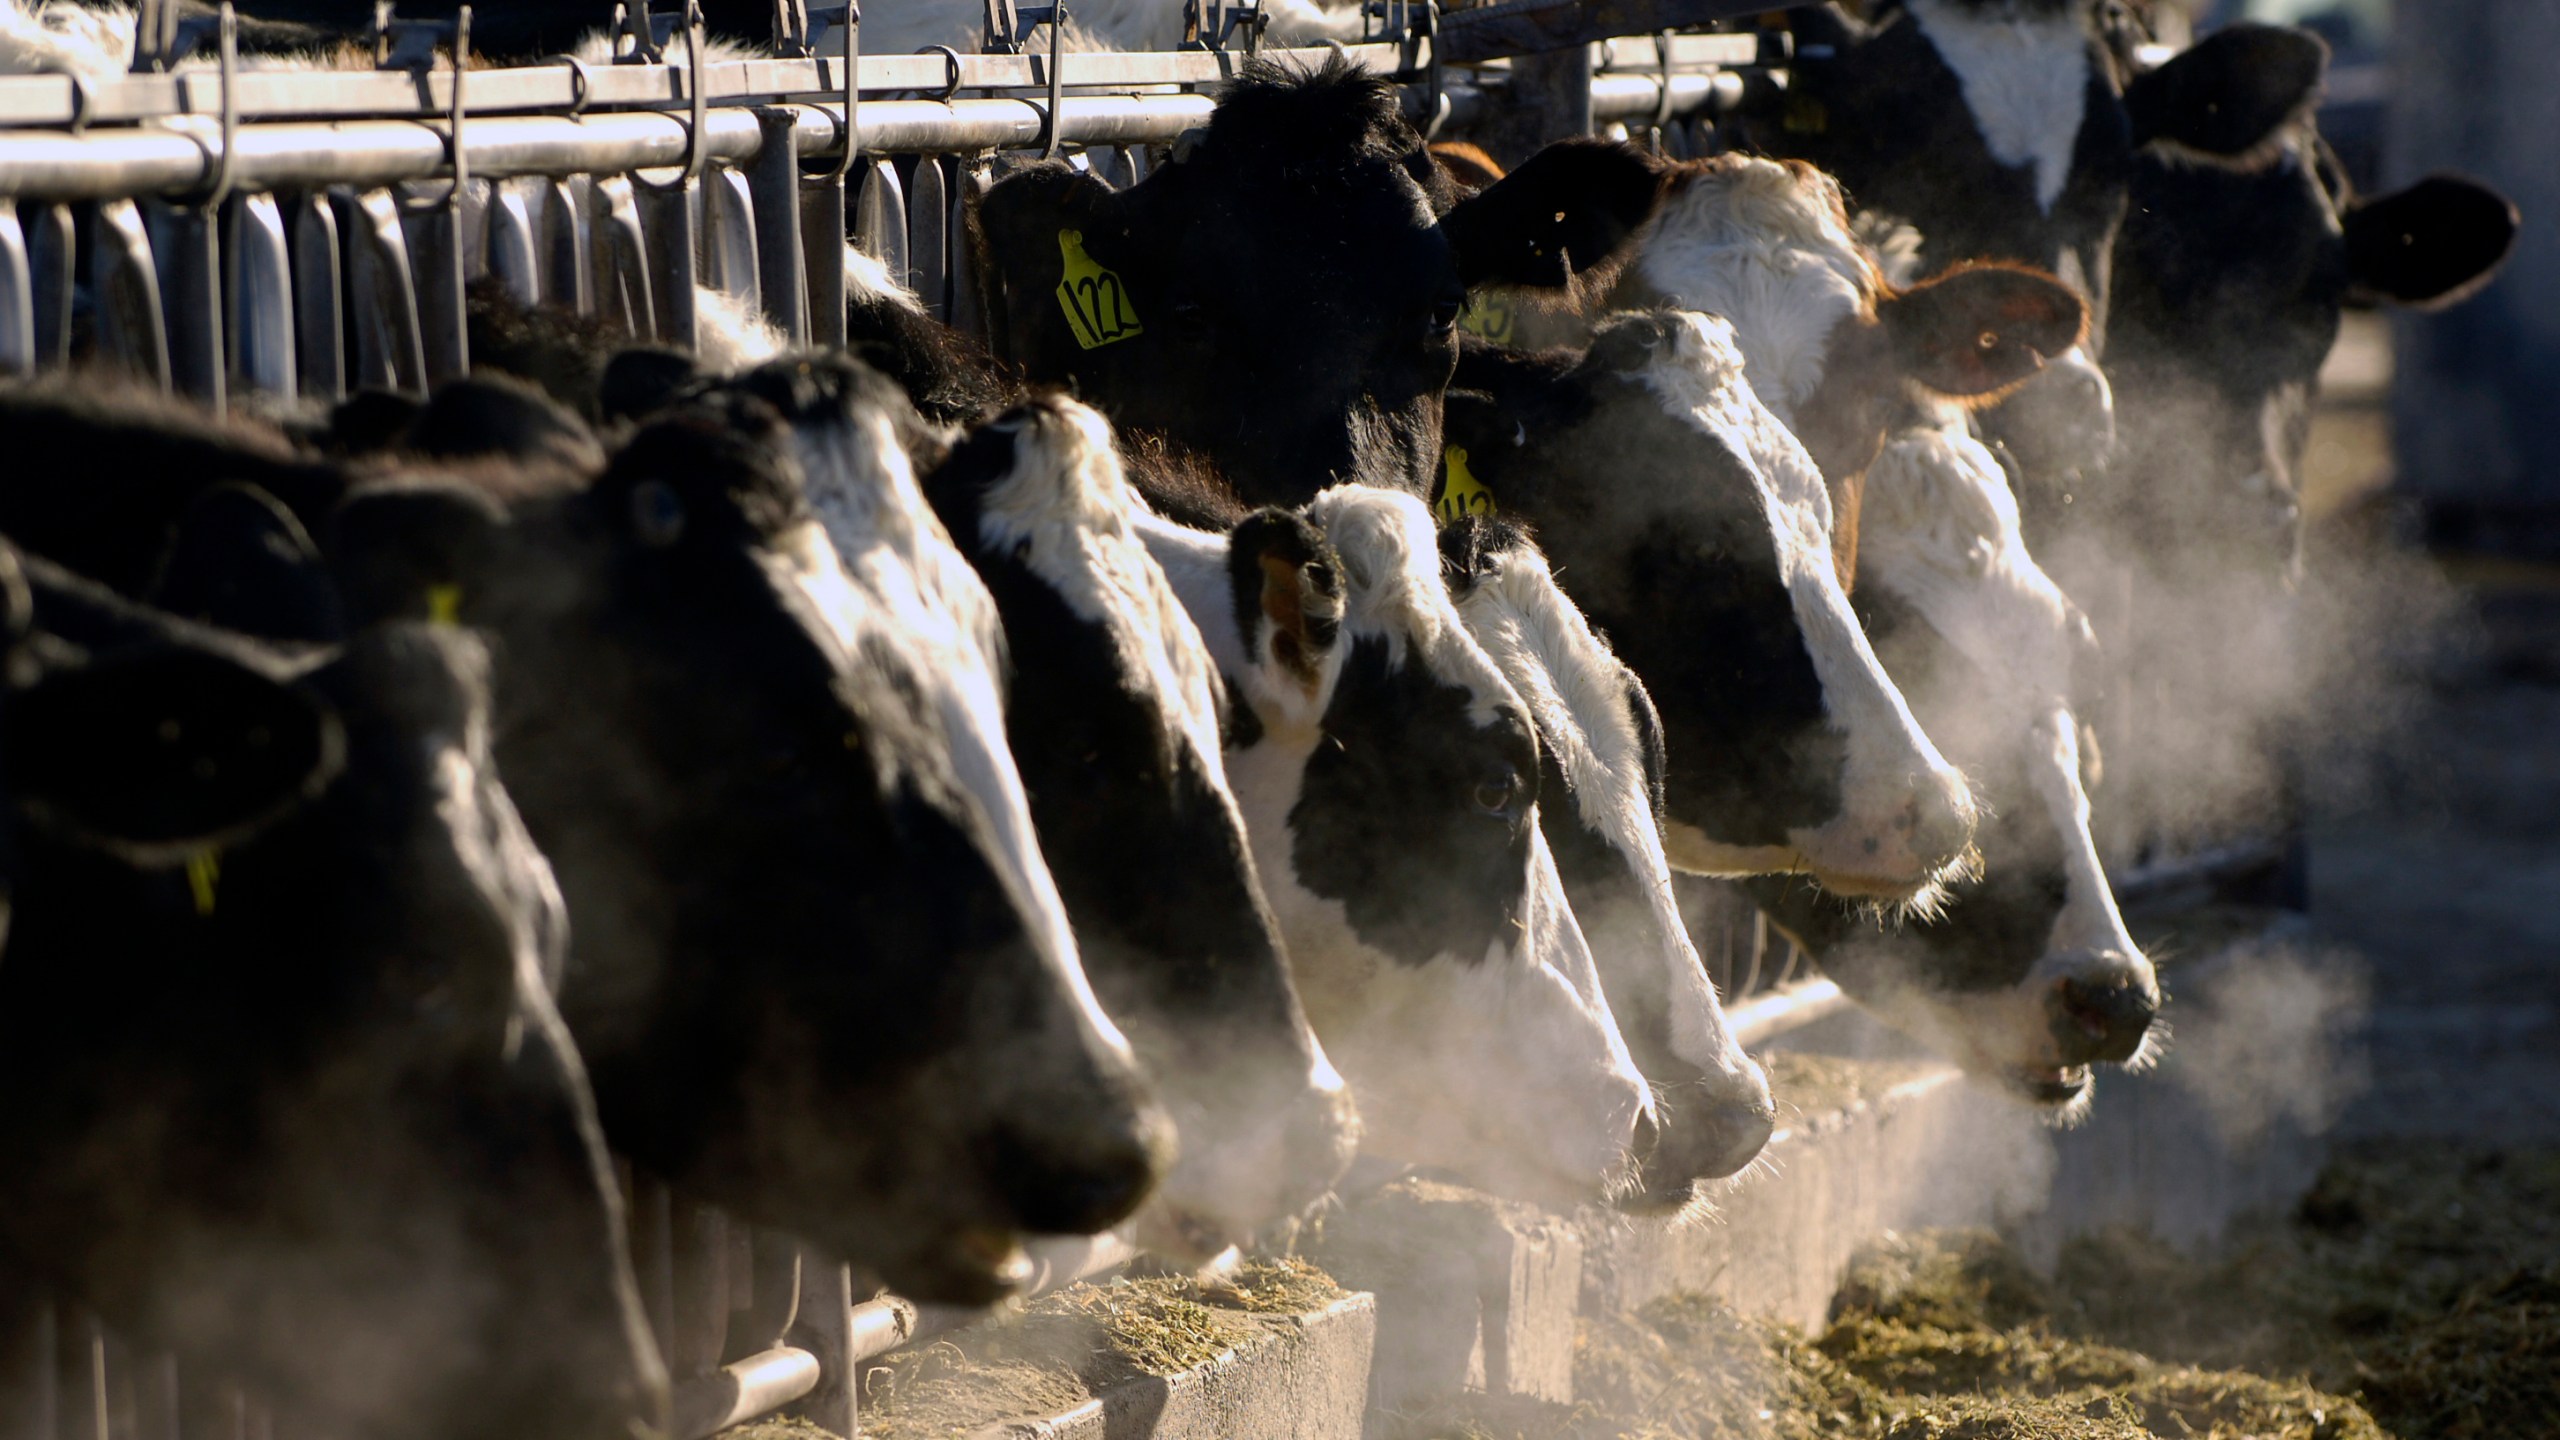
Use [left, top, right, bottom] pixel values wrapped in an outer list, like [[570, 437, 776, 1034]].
[[0, 1, 2300, 1435]]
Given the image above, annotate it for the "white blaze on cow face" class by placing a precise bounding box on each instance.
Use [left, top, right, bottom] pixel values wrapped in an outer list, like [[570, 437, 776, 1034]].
[[1850, 409, 2160, 1107], [773, 400, 1136, 1076], [1161, 488, 1654, 1211], [1448, 534, 1775, 1199], [1629, 312, 1978, 908], [1902, 0, 2092, 216]]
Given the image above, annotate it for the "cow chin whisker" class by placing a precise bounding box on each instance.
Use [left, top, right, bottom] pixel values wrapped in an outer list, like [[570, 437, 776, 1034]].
[[2119, 1015, 2172, 1075]]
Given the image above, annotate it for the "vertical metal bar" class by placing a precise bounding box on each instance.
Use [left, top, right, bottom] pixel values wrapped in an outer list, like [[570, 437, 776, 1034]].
[[672, 1203, 731, 1379], [0, 206, 31, 377], [908, 154, 949, 321], [749, 108, 809, 346], [543, 177, 593, 316], [783, 1252, 855, 1440], [948, 160, 994, 341], [637, 178, 700, 351], [589, 175, 654, 342], [346, 189, 426, 394], [27, 203, 73, 368], [798, 172, 847, 349], [153, 201, 225, 407], [703, 167, 760, 312], [402, 183, 469, 386], [92, 199, 174, 393], [288, 191, 343, 400], [852, 158, 907, 289], [730, 1231, 800, 1363], [228, 193, 297, 398], [486, 182, 540, 307]]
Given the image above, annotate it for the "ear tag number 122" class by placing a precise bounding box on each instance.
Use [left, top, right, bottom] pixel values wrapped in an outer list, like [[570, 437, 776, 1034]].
[[1056, 230, 1143, 350]]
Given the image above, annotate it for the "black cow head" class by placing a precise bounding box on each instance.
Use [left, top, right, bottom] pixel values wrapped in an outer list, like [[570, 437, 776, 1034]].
[[2102, 28, 2517, 584], [922, 395, 1358, 1261], [0, 564, 668, 1440], [329, 384, 1170, 1306], [975, 55, 1664, 503], [1445, 312, 1978, 910]]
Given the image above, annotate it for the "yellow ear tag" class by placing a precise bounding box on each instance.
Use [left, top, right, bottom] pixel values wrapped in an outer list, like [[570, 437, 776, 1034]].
[[1458, 292, 1517, 345], [1434, 446, 1496, 526], [1055, 229, 1144, 351], [425, 584, 463, 627], [186, 849, 222, 918]]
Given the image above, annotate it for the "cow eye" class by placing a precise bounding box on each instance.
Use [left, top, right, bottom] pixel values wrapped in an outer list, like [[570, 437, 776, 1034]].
[[1428, 296, 1464, 336], [1473, 769, 1519, 818], [631, 480, 686, 547]]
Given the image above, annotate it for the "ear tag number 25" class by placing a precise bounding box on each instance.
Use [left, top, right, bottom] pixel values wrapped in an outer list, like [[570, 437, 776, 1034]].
[[1056, 230, 1143, 350]]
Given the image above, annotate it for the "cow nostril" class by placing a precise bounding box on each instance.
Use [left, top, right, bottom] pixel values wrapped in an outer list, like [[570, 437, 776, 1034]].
[[988, 1117, 1167, 1236], [2052, 973, 2158, 1066], [1628, 1102, 1663, 1164]]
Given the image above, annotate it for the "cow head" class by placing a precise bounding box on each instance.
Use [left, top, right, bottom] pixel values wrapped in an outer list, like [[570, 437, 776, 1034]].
[[1606, 152, 2088, 573], [0, 568, 668, 1440], [330, 378, 1170, 1306], [1753, 412, 2157, 1115], [922, 395, 1359, 1262], [1145, 489, 1655, 1210], [975, 55, 1664, 503], [2103, 27, 2517, 584], [1445, 310, 1978, 911], [1440, 516, 1776, 1212]]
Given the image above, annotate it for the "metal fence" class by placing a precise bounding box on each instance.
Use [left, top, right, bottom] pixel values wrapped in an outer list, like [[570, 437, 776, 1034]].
[[0, 5, 1782, 1436]]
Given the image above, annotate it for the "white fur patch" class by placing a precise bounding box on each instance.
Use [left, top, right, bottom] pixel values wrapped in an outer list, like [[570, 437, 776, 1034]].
[[777, 400, 1131, 1063], [2, 0, 153, 84], [1858, 406, 2140, 966], [1903, 0, 2092, 214], [1453, 543, 1754, 1083], [976, 400, 1231, 788], [1625, 157, 1880, 426], [1300, 485, 1518, 726], [691, 286, 790, 373]]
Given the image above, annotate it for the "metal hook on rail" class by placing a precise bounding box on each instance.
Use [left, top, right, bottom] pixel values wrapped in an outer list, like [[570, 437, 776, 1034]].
[[920, 44, 964, 103], [559, 50, 594, 115], [185, 4, 242, 209], [679, 2, 710, 182], [1038, 0, 1067, 162], [821, 3, 861, 186]]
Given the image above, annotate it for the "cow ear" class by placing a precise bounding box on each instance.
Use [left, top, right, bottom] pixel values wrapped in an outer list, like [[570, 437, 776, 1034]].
[[12, 644, 343, 863], [975, 164, 1135, 362], [2343, 175, 2519, 311], [1878, 265, 2087, 401], [147, 483, 345, 646], [2124, 23, 2327, 158], [1227, 507, 1342, 699], [326, 483, 511, 630], [599, 345, 709, 426], [1443, 138, 1666, 290]]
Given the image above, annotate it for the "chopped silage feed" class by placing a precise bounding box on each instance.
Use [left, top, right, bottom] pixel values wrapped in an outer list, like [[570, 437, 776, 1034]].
[[1385, 1141, 2559, 1440]]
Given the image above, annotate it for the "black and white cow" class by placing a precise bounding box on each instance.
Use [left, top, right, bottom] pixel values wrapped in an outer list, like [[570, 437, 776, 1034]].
[[0, 556, 667, 1440], [975, 55, 1665, 505], [891, 384, 1362, 1261], [1445, 310, 1979, 908], [1139, 489, 1659, 1211], [1438, 516, 1776, 1208], [1749, 1, 2340, 483], [2099, 25, 2518, 582], [1750, 405, 2158, 1114]]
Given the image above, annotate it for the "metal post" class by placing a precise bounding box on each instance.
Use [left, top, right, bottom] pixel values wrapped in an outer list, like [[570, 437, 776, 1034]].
[[26, 204, 73, 369], [948, 159, 993, 340], [287, 190, 343, 399], [908, 154, 948, 316], [703, 167, 761, 311], [749, 107, 810, 345], [638, 177, 702, 349], [226, 192, 296, 397], [852, 157, 907, 290], [672, 1203, 731, 1379], [486, 181, 541, 306], [0, 207, 31, 376], [589, 174, 656, 341], [799, 172, 847, 348], [154, 200, 225, 406], [92, 198, 174, 392], [345, 188, 426, 393], [782, 1251, 856, 1440]]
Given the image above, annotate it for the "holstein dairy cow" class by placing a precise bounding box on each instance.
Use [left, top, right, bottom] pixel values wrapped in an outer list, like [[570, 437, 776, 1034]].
[[328, 385, 1171, 1304], [1437, 516, 1775, 1208], [1444, 310, 1980, 909], [1749, 406, 2158, 1114], [0, 558, 667, 1440], [1748, 2, 2351, 486], [975, 55, 1666, 504], [1140, 490, 1657, 1211], [2101, 25, 2518, 582], [921, 397, 1360, 1257]]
